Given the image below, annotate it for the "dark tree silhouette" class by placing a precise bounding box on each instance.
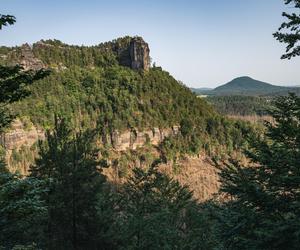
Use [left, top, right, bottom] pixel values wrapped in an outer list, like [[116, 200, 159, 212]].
[[0, 14, 16, 29], [219, 93, 300, 249], [274, 0, 300, 59]]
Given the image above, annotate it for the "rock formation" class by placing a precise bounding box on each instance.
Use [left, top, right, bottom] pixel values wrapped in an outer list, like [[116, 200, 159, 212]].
[[0, 119, 45, 150], [129, 37, 150, 71], [110, 126, 179, 150], [0, 120, 220, 201], [0, 120, 178, 154], [19, 43, 45, 70], [0, 120, 45, 175]]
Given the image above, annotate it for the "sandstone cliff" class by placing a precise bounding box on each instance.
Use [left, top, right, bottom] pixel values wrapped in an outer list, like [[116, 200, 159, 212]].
[[0, 120, 44, 174], [0, 120, 220, 201], [8, 37, 151, 72], [129, 37, 150, 71], [0, 120, 178, 173], [19, 44, 45, 70]]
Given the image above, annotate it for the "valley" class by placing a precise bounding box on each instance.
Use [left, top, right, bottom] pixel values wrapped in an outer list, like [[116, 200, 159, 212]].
[[0, 37, 252, 203], [1, 1, 300, 248]]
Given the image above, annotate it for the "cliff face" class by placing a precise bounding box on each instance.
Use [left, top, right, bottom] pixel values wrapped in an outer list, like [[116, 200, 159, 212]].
[[11, 37, 151, 71], [0, 120, 178, 173], [0, 121, 220, 201], [0, 120, 45, 150], [0, 121, 178, 153], [129, 37, 150, 71], [19, 44, 45, 70], [0, 120, 45, 174], [111, 126, 179, 150]]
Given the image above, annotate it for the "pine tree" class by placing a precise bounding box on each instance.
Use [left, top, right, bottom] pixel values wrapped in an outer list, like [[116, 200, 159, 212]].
[[0, 14, 16, 29], [111, 159, 220, 250], [30, 117, 106, 249], [219, 93, 300, 249], [274, 0, 300, 59], [0, 171, 48, 248]]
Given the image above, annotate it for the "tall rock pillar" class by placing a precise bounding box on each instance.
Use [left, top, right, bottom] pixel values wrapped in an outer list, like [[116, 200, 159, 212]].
[[129, 37, 150, 71]]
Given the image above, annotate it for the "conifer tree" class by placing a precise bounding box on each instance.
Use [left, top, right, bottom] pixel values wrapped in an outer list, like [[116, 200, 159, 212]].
[[30, 117, 106, 249], [111, 160, 220, 250], [219, 93, 300, 249], [274, 0, 300, 59], [0, 171, 48, 248]]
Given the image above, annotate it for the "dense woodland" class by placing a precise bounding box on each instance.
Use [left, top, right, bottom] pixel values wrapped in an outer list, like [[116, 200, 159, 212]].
[[0, 37, 257, 169], [207, 95, 272, 116], [1, 0, 300, 248]]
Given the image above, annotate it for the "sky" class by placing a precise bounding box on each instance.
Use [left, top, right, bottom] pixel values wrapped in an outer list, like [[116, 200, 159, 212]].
[[0, 0, 299, 88]]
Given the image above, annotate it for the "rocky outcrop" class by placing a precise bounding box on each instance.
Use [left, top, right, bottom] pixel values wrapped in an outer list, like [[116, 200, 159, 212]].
[[129, 37, 150, 71], [19, 44, 45, 71], [0, 121, 180, 176], [0, 120, 45, 150], [0, 120, 179, 154], [5, 37, 151, 71], [111, 126, 179, 151], [1, 120, 220, 201], [0, 120, 45, 175]]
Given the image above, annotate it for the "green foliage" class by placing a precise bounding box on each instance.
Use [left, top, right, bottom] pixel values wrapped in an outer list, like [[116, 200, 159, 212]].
[[0, 15, 49, 131], [207, 95, 272, 116], [9, 145, 37, 171], [218, 93, 300, 249], [0, 14, 232, 250], [160, 115, 254, 163], [12, 65, 214, 132], [0, 170, 47, 249], [0, 36, 256, 171], [0, 17, 49, 248], [0, 36, 216, 136], [30, 117, 106, 249], [108, 160, 221, 249], [0, 14, 16, 30], [2, 115, 226, 249], [274, 0, 300, 59], [0, 65, 48, 131], [11, 243, 38, 250]]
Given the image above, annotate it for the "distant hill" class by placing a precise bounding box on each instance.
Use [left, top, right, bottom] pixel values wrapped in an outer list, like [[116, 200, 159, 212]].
[[191, 76, 300, 96]]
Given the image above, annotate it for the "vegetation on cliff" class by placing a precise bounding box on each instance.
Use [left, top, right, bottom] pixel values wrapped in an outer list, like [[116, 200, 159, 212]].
[[0, 37, 256, 170]]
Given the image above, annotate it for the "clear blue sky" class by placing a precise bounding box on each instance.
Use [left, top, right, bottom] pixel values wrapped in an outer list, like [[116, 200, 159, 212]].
[[1, 0, 299, 87]]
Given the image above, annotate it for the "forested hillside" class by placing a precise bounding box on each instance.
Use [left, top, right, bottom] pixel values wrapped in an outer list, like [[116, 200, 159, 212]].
[[1, 0, 300, 247], [1, 38, 214, 130], [0, 35, 257, 249], [212, 76, 290, 95], [0, 37, 254, 173]]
